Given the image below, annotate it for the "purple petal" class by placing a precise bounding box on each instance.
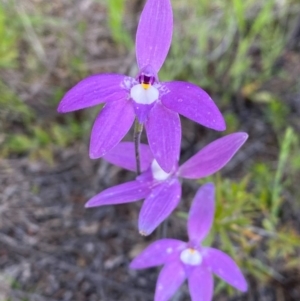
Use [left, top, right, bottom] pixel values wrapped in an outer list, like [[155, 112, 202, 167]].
[[188, 183, 215, 244], [188, 266, 213, 301], [161, 81, 226, 131], [58, 74, 128, 113], [130, 239, 186, 269], [89, 100, 135, 158], [154, 259, 186, 301], [203, 248, 248, 292], [103, 142, 153, 172], [179, 132, 248, 179], [136, 0, 173, 72], [136, 169, 154, 183], [139, 178, 181, 236], [133, 102, 155, 124], [85, 180, 152, 208], [146, 103, 181, 173]]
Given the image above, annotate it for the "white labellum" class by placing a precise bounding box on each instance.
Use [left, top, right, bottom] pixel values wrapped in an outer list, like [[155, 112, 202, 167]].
[[180, 248, 202, 266], [151, 160, 171, 181], [130, 84, 159, 105]]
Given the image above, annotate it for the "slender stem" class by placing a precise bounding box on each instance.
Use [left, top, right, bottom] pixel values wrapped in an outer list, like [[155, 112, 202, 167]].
[[134, 118, 143, 175]]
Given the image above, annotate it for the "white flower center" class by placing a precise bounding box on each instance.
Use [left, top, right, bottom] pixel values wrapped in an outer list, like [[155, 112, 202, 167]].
[[180, 248, 202, 266], [151, 160, 171, 181], [130, 84, 159, 105]]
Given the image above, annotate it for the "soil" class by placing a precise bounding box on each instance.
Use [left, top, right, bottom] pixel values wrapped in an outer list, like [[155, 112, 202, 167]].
[[1, 1, 300, 300]]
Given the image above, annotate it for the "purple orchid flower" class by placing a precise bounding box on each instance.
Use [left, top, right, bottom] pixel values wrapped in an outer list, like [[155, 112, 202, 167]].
[[57, 0, 225, 172], [85, 132, 248, 236], [130, 183, 248, 301]]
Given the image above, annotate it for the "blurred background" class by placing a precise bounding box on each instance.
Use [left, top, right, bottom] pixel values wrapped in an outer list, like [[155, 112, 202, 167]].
[[1, 0, 300, 300]]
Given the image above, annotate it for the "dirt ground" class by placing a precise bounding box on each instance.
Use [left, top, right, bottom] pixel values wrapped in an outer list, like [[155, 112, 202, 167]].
[[1, 1, 300, 300]]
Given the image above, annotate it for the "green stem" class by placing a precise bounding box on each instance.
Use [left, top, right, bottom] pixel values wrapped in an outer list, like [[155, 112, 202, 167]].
[[134, 119, 143, 175]]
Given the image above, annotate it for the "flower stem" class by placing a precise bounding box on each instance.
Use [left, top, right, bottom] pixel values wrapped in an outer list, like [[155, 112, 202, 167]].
[[134, 119, 143, 175]]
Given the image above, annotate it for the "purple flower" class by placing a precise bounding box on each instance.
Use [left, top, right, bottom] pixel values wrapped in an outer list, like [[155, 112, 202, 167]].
[[85, 132, 248, 235], [57, 0, 225, 172], [130, 183, 248, 301]]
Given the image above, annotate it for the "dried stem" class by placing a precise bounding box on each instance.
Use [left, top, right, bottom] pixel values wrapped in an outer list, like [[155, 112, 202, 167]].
[[134, 118, 143, 175]]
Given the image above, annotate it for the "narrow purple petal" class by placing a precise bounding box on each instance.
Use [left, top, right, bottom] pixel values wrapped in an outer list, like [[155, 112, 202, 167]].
[[139, 178, 181, 236], [136, 0, 173, 72], [188, 266, 213, 301], [85, 180, 152, 208], [203, 248, 248, 292], [136, 169, 154, 183], [130, 239, 186, 269], [133, 102, 154, 124], [179, 132, 248, 179], [89, 100, 135, 158], [146, 103, 181, 173], [161, 81, 226, 131], [154, 259, 186, 301], [58, 74, 128, 113], [188, 183, 215, 244], [103, 142, 153, 172]]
